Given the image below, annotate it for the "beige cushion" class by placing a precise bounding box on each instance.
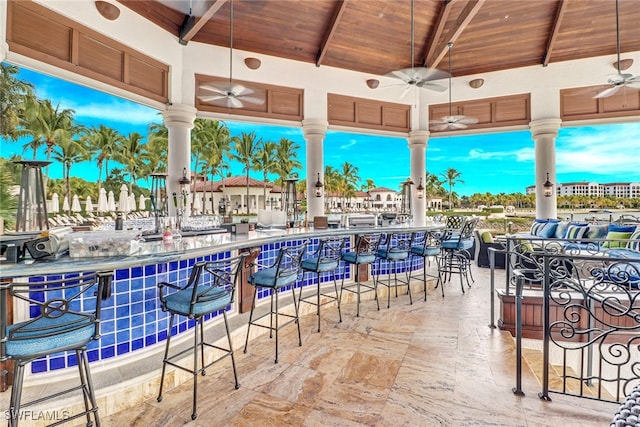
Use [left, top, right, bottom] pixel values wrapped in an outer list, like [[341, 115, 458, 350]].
[[481, 230, 494, 244]]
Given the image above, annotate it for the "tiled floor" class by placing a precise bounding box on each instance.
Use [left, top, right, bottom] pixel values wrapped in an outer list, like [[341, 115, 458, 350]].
[[102, 266, 618, 426]]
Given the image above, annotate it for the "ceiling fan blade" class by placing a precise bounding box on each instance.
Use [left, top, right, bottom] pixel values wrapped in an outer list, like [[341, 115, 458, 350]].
[[416, 81, 448, 92], [231, 84, 254, 96], [450, 122, 468, 129], [199, 84, 227, 95], [626, 75, 640, 86], [226, 96, 244, 109], [237, 95, 265, 105], [412, 67, 450, 82], [431, 123, 450, 131], [198, 95, 228, 103], [594, 85, 622, 98]]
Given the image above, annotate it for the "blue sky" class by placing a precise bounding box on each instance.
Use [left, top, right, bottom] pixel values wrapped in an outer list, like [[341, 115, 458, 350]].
[[2, 65, 640, 196]]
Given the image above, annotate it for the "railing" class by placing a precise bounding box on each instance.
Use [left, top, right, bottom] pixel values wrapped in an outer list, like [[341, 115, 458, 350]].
[[508, 248, 640, 403]]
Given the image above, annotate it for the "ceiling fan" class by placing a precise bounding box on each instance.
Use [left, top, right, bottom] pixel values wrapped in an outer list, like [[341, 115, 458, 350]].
[[594, 0, 640, 99], [430, 42, 478, 131], [197, 0, 265, 108], [385, 0, 448, 97]]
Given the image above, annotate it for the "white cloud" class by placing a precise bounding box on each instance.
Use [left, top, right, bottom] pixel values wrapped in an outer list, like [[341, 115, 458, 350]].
[[340, 140, 357, 150], [69, 101, 161, 125]]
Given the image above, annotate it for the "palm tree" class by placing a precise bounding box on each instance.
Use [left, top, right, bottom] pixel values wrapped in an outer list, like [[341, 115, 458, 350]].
[[0, 63, 34, 140], [83, 125, 123, 192], [51, 137, 90, 213], [361, 179, 375, 192], [340, 162, 360, 209], [253, 140, 278, 209], [274, 138, 302, 207], [324, 165, 340, 210], [193, 119, 230, 212], [230, 131, 260, 215], [441, 168, 464, 210], [20, 99, 79, 173], [116, 132, 147, 192]]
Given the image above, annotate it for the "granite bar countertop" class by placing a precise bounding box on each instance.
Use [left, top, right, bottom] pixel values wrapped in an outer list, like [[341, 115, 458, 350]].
[[1, 224, 443, 279]]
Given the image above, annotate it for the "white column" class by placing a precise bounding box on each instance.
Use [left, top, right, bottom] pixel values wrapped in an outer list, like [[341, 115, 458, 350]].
[[302, 119, 328, 222], [163, 104, 196, 218], [530, 118, 561, 220], [408, 130, 429, 226]]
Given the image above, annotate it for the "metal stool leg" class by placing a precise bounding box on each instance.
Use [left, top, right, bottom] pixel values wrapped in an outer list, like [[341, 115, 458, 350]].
[[158, 313, 176, 402]]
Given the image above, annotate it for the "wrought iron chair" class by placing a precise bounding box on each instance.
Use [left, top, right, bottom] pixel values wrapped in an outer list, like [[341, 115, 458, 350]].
[[438, 217, 480, 293], [373, 232, 412, 308], [408, 229, 445, 299], [340, 233, 383, 317], [1, 271, 113, 427], [243, 241, 308, 363], [157, 253, 247, 421], [298, 237, 346, 332]]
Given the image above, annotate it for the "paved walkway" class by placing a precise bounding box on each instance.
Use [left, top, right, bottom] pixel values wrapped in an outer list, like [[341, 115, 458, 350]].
[[102, 265, 617, 426]]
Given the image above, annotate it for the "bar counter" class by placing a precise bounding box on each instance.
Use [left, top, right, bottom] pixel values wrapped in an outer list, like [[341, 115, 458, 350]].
[[1, 224, 442, 380]]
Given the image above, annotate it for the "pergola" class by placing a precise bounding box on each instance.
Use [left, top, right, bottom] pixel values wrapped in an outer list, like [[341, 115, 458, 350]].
[[2, 0, 639, 223]]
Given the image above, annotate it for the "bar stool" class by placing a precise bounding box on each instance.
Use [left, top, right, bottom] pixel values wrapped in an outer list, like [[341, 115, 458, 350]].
[[1, 271, 113, 427], [374, 232, 412, 308], [157, 253, 246, 420], [298, 237, 346, 332], [243, 241, 308, 363], [438, 217, 479, 293], [408, 229, 445, 299], [340, 233, 383, 317]]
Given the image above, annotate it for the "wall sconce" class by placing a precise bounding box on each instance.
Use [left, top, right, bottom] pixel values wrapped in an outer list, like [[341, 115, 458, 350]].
[[543, 172, 554, 197], [244, 57, 262, 70], [416, 177, 424, 200], [366, 79, 380, 89], [314, 172, 324, 198], [468, 78, 484, 89]]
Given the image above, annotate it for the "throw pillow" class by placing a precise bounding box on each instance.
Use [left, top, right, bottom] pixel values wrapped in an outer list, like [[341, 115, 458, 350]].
[[561, 222, 588, 239], [603, 231, 634, 248], [565, 224, 589, 241], [481, 231, 494, 244], [530, 222, 545, 236], [627, 230, 640, 251], [554, 221, 569, 238], [608, 224, 637, 233], [538, 222, 558, 238]]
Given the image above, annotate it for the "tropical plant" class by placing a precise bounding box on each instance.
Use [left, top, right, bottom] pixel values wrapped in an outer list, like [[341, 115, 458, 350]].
[[194, 119, 230, 213], [51, 137, 90, 213], [115, 132, 147, 192], [339, 161, 360, 209], [0, 63, 34, 140], [253, 140, 278, 209], [441, 168, 464, 210], [20, 98, 81, 181], [229, 131, 260, 214], [83, 124, 123, 192]]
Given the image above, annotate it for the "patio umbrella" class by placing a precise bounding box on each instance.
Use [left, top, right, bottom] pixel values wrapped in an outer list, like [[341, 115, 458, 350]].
[[138, 194, 146, 211], [118, 184, 129, 213], [192, 194, 202, 214], [62, 196, 70, 212], [71, 194, 82, 213], [85, 196, 93, 213], [50, 193, 60, 214], [107, 191, 116, 212], [128, 193, 137, 211], [97, 188, 108, 213]]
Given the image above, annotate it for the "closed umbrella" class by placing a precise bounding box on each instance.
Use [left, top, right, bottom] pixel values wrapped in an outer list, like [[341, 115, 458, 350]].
[[128, 193, 137, 212], [63, 196, 70, 212], [138, 194, 146, 211], [118, 184, 129, 213], [50, 193, 60, 214], [107, 191, 116, 212], [97, 188, 108, 213], [85, 196, 94, 214], [71, 194, 82, 213]]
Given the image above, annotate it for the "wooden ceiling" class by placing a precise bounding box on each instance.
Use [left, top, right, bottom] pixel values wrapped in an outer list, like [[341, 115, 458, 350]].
[[117, 0, 640, 78]]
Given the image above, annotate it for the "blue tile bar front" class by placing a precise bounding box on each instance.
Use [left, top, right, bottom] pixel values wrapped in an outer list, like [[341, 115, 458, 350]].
[[0, 225, 442, 376]]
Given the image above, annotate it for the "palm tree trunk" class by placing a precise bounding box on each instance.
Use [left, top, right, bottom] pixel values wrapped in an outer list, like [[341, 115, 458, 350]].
[[246, 169, 250, 215]]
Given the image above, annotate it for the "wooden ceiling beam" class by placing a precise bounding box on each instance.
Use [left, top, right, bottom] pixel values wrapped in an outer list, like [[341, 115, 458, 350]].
[[423, 0, 455, 68], [425, 0, 486, 70], [542, 0, 569, 66], [180, 0, 228, 44], [316, 0, 349, 67]]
